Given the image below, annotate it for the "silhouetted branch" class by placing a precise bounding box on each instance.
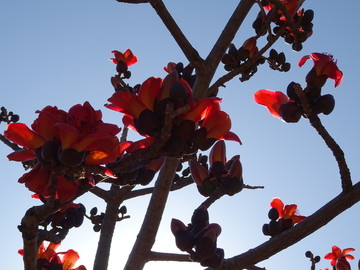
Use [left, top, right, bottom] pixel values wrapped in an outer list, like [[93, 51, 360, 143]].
[[124, 157, 179, 269], [149, 0, 204, 70], [208, 181, 360, 270], [294, 84, 352, 191], [147, 251, 191, 262]]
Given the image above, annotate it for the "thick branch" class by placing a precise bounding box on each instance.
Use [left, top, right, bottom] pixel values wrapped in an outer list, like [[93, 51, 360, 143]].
[[149, 0, 204, 69], [124, 157, 179, 269], [93, 185, 134, 270], [193, 0, 255, 98], [209, 181, 360, 270]]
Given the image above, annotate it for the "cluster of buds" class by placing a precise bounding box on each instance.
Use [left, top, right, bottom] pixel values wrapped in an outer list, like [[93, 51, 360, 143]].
[[254, 53, 343, 123], [221, 38, 266, 81], [166, 62, 196, 88], [262, 198, 305, 237], [116, 157, 165, 186], [0, 106, 19, 124], [189, 140, 243, 197], [89, 205, 128, 232], [36, 203, 86, 245], [171, 208, 224, 268], [267, 49, 291, 72], [253, 0, 314, 51]]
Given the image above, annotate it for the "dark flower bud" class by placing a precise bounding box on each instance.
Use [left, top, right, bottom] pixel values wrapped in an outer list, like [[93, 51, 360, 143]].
[[175, 62, 184, 73], [119, 205, 127, 215], [10, 114, 20, 123], [134, 109, 161, 136], [292, 42, 303, 52], [303, 9, 314, 22], [281, 218, 293, 230], [286, 81, 300, 103], [269, 49, 278, 60], [116, 61, 128, 74], [314, 255, 321, 263], [305, 250, 313, 258], [280, 102, 302, 123], [237, 47, 249, 61], [93, 224, 101, 232], [262, 223, 271, 236], [281, 62, 291, 72], [191, 207, 209, 227], [276, 52, 286, 65], [268, 220, 282, 235], [57, 148, 86, 167], [313, 94, 335, 115], [268, 207, 279, 220], [90, 207, 98, 216], [40, 141, 59, 162], [228, 43, 237, 55], [170, 82, 189, 107], [175, 229, 196, 251], [136, 168, 156, 186], [305, 68, 327, 88]]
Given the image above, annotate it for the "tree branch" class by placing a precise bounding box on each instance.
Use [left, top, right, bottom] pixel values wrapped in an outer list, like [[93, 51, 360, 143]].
[[124, 157, 179, 269], [147, 251, 191, 262], [93, 185, 134, 270], [208, 181, 360, 270], [193, 0, 255, 99], [149, 0, 204, 70]]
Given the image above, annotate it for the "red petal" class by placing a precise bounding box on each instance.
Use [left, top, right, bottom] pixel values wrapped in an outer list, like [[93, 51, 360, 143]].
[[62, 249, 80, 270], [138, 77, 162, 111], [270, 198, 284, 218], [220, 131, 242, 144], [4, 123, 45, 149], [56, 177, 79, 202], [254, 90, 289, 118], [209, 140, 226, 166], [189, 160, 209, 187], [298, 54, 313, 67], [106, 92, 147, 118], [56, 123, 79, 150], [7, 149, 36, 161]]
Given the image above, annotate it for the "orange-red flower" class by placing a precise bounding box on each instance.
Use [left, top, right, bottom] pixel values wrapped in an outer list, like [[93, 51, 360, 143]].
[[5, 102, 120, 202], [324, 246, 355, 269], [19, 241, 86, 270], [264, 0, 300, 17], [109, 49, 138, 67], [254, 89, 289, 118], [270, 198, 306, 224], [298, 53, 343, 87]]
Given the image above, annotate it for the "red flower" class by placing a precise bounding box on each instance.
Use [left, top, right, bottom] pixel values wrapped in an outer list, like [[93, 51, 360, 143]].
[[109, 49, 138, 66], [324, 246, 355, 269], [254, 89, 289, 118], [5, 102, 120, 202], [298, 53, 343, 87], [242, 37, 258, 58], [19, 241, 86, 270], [270, 198, 306, 224]]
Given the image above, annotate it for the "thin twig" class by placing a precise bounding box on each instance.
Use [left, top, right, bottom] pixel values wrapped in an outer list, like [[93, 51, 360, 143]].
[[294, 84, 352, 191], [149, 0, 204, 70], [147, 251, 191, 262]]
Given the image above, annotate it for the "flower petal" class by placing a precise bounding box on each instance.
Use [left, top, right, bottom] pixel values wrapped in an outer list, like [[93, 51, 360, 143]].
[[7, 149, 36, 161], [254, 90, 289, 118], [5, 123, 45, 149]]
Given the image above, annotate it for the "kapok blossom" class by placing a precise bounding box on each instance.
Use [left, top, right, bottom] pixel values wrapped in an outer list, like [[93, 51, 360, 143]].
[[270, 198, 306, 224], [324, 246, 355, 270], [254, 89, 289, 118], [298, 52, 343, 87], [109, 49, 138, 66], [5, 102, 120, 202], [19, 241, 86, 270], [106, 67, 240, 151]]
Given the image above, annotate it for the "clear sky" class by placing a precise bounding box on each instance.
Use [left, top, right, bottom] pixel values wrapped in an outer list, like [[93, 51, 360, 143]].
[[1, 1, 359, 270]]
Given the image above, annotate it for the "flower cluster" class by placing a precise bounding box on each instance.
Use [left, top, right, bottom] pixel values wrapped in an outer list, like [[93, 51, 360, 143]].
[[171, 208, 224, 268], [253, 0, 314, 51], [262, 198, 306, 237], [19, 241, 86, 270], [254, 53, 343, 122], [4, 102, 120, 202], [189, 140, 243, 197], [107, 50, 240, 153]]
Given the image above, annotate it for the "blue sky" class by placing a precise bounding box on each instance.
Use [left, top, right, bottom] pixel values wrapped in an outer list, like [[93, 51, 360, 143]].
[[1, 1, 359, 269]]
